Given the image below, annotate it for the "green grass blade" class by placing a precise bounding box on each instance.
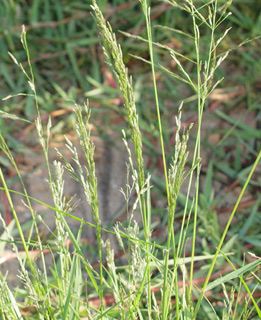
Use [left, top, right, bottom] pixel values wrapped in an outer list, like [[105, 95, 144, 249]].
[[206, 258, 261, 291]]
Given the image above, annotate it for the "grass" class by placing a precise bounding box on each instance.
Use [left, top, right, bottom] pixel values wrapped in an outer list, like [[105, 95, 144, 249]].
[[0, 0, 261, 319]]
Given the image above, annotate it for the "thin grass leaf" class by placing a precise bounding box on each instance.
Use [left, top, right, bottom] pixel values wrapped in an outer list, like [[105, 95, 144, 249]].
[[203, 161, 213, 200], [238, 199, 260, 239], [66, 44, 88, 90], [63, 225, 83, 320], [206, 259, 261, 291], [215, 109, 261, 138], [0, 220, 15, 253]]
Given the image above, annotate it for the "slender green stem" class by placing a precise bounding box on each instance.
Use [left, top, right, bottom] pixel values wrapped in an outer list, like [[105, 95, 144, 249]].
[[140, 1, 175, 318], [97, 220, 104, 317], [188, 5, 200, 298], [189, 104, 203, 295], [142, 3, 170, 205], [189, 0, 218, 297]]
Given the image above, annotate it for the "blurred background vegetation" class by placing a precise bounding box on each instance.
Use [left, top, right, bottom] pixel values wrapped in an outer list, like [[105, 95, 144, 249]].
[[0, 0, 260, 255]]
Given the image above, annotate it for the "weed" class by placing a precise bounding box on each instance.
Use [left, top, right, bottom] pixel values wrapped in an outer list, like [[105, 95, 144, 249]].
[[0, 1, 260, 319]]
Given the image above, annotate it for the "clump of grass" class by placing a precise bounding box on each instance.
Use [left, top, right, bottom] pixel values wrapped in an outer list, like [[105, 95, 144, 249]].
[[0, 0, 261, 319]]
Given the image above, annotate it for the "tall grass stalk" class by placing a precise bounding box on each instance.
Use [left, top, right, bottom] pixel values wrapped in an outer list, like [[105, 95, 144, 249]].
[[56, 103, 105, 316], [91, 2, 153, 318], [139, 0, 176, 317], [133, 0, 234, 317], [161, 2, 233, 313], [20, 28, 76, 311], [74, 104, 104, 315], [2, 27, 104, 318]]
